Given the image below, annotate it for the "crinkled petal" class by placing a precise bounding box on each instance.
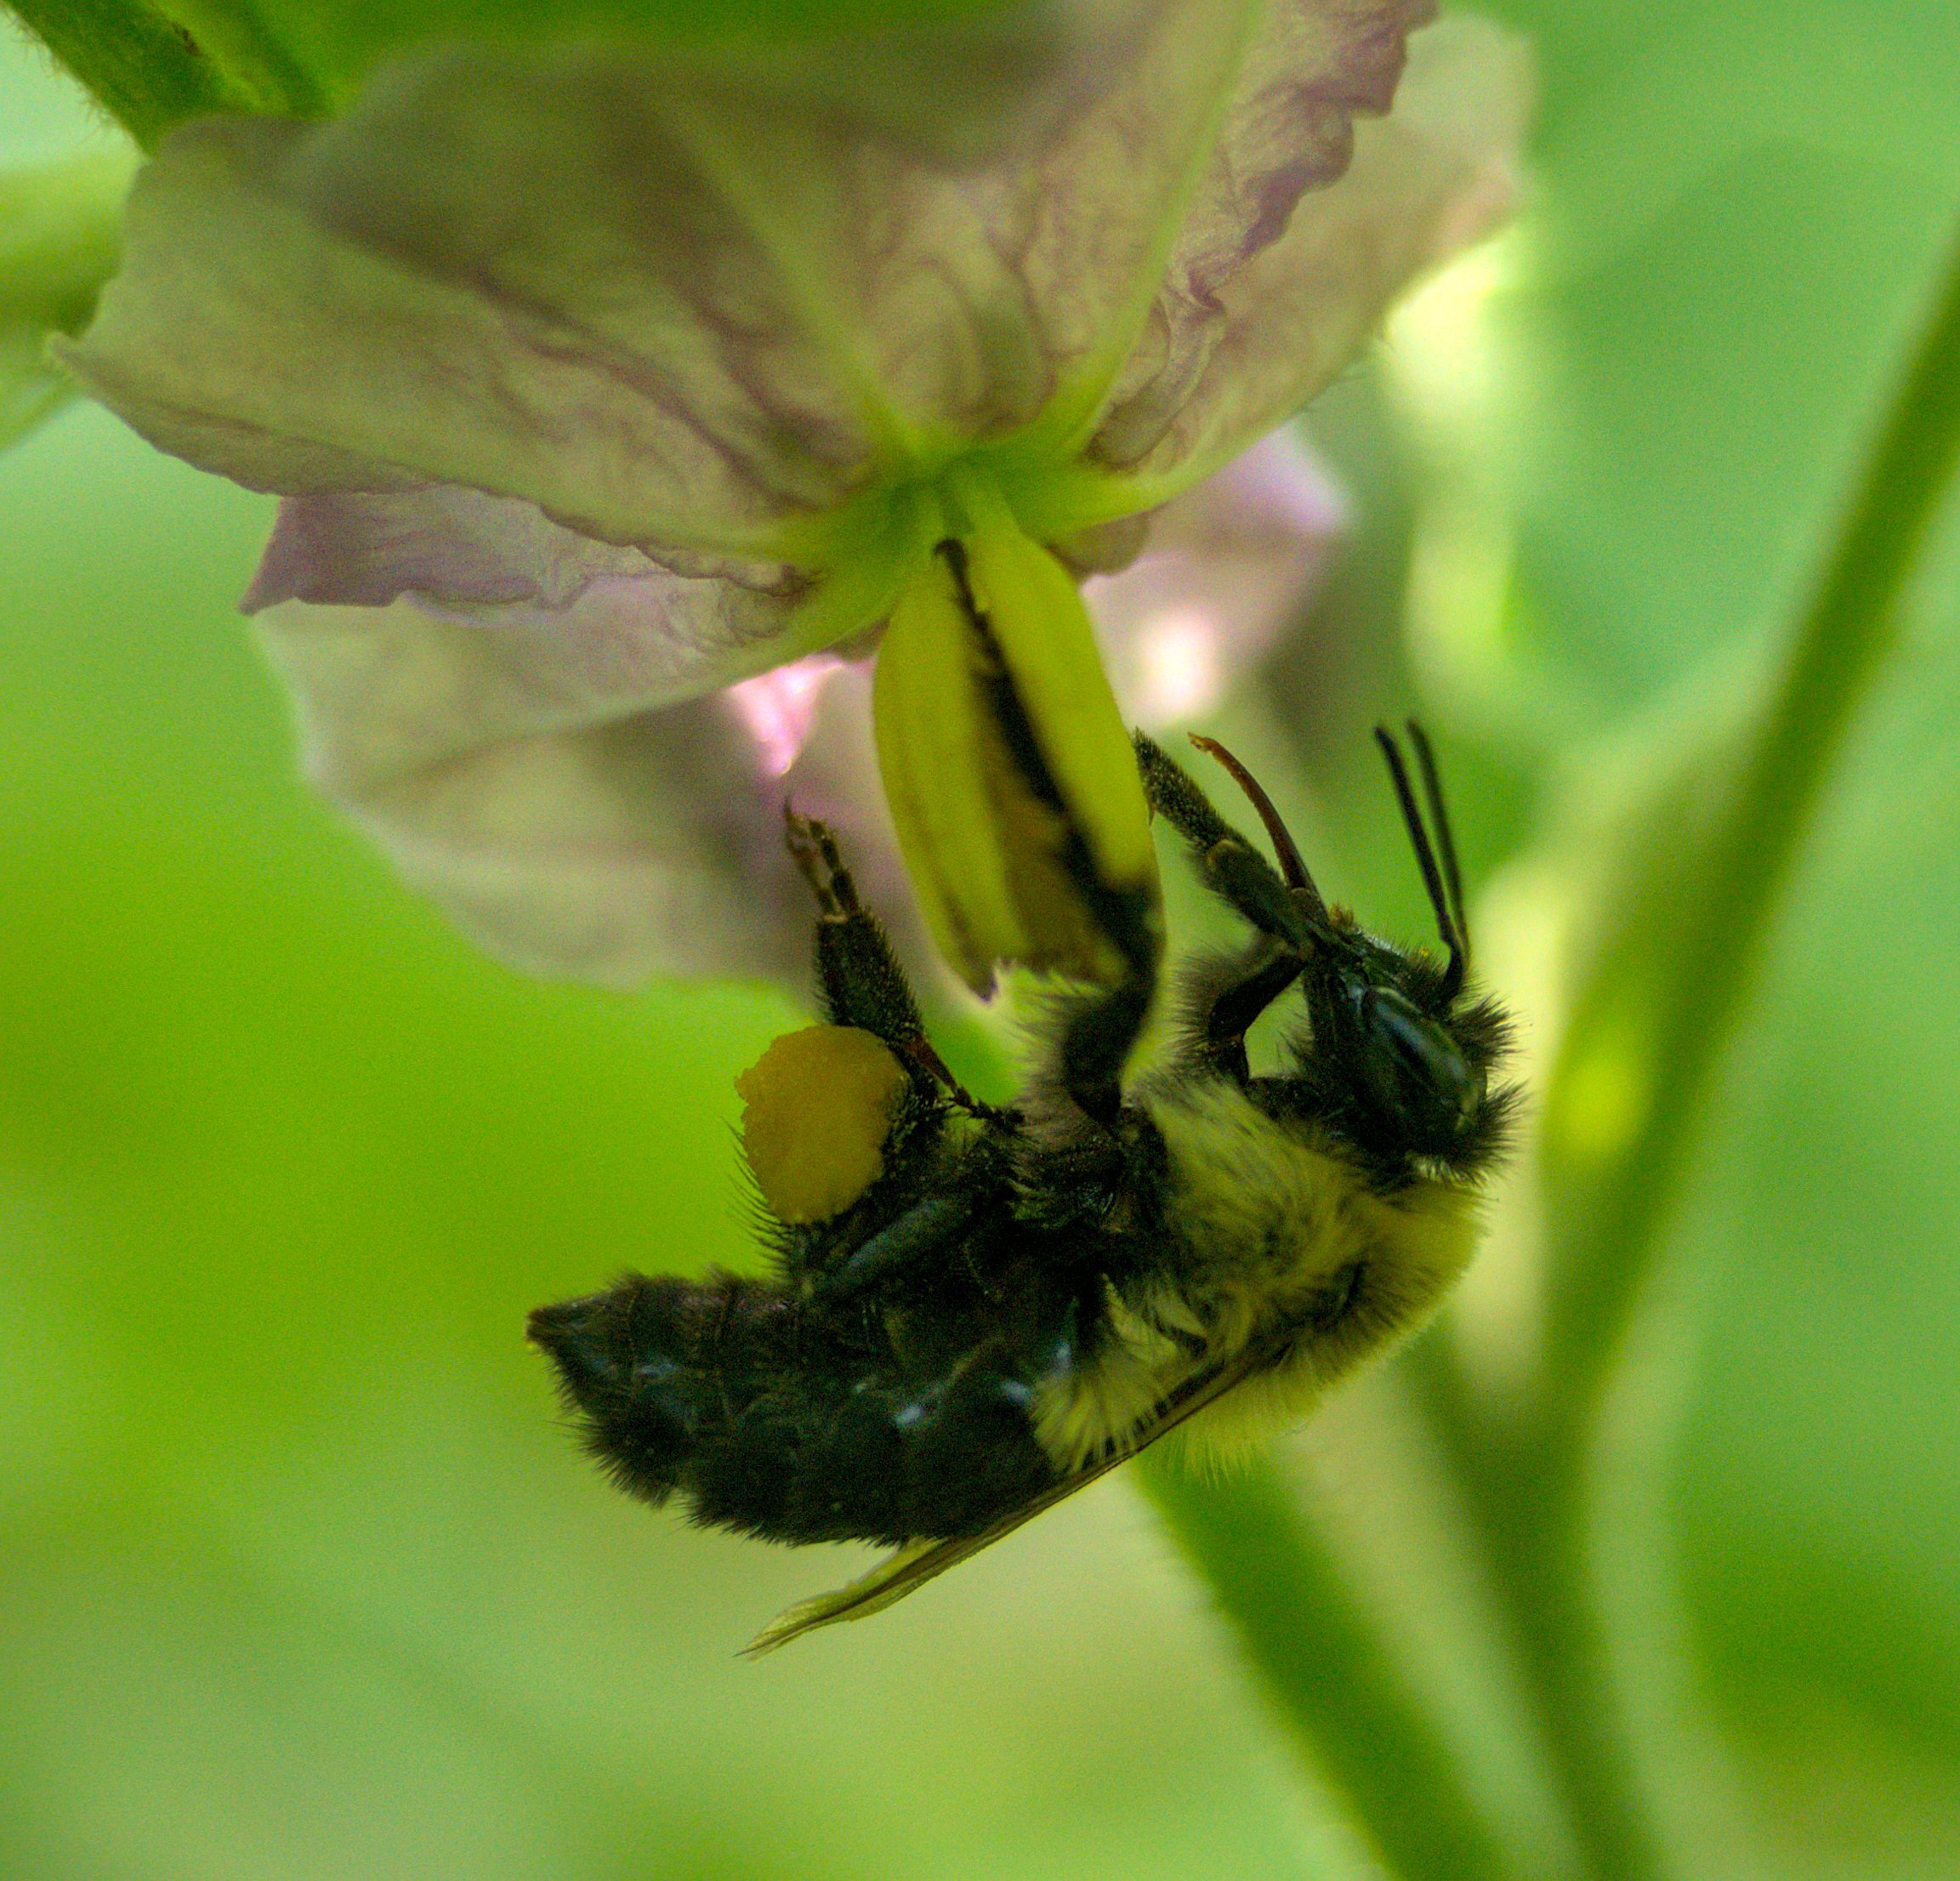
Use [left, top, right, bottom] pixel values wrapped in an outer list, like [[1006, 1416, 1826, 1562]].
[[46, 6, 1122, 546], [1091, 14, 1531, 479], [243, 485, 807, 708], [243, 485, 807, 616], [60, 64, 874, 549], [931, 0, 1434, 446], [55, 5, 1145, 552], [1082, 0, 1431, 460], [1086, 428, 1344, 723], [253, 582, 828, 986], [60, 0, 1440, 554]]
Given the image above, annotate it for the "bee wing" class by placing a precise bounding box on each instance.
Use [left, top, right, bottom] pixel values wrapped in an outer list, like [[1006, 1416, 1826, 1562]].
[[741, 1470, 1117, 1657], [741, 1333, 1292, 1655]]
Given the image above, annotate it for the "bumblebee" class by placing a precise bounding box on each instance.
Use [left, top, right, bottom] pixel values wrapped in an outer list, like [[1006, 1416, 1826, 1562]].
[[529, 728, 1515, 1651]]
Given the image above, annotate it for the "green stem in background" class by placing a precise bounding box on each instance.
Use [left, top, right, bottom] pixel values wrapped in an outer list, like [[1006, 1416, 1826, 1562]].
[[167, 0, 327, 115], [1540, 215, 1960, 1404], [1139, 1448, 1520, 1881], [1443, 213, 1960, 1881], [6, 0, 323, 146]]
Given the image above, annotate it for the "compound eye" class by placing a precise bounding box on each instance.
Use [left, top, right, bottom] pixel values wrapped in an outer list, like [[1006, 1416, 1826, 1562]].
[[1359, 986, 1484, 1153]]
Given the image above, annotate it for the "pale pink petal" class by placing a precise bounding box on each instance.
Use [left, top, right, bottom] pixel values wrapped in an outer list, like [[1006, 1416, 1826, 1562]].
[[54, 4, 1165, 548], [880, 0, 1434, 438], [1088, 0, 1430, 464], [60, 1, 1447, 555], [57, 8, 1154, 553], [255, 588, 954, 988], [1086, 428, 1344, 723], [725, 656, 846, 779], [241, 485, 805, 711]]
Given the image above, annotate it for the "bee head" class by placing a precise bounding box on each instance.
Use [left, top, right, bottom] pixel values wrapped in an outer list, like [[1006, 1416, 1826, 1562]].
[[1338, 968, 1486, 1156], [1324, 723, 1491, 1161], [1188, 725, 1513, 1181], [1324, 726, 1522, 1179], [1268, 725, 1510, 1177]]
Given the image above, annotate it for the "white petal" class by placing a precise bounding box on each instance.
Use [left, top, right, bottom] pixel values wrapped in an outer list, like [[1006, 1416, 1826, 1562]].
[[1091, 13, 1531, 480], [61, 0, 1444, 553], [56, 5, 1185, 552], [254, 585, 830, 985], [1085, 0, 1432, 459], [243, 484, 806, 709]]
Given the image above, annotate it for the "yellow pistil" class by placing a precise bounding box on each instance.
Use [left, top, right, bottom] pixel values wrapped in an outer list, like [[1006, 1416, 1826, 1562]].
[[872, 469, 1159, 992]]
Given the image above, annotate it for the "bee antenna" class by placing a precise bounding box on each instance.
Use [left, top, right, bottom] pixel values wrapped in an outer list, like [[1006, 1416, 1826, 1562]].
[[1373, 724, 1466, 1001], [1189, 734, 1330, 920], [1405, 720, 1469, 954]]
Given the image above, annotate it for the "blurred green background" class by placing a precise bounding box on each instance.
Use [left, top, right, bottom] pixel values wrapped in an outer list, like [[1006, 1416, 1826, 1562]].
[[4, 4, 1960, 1878]]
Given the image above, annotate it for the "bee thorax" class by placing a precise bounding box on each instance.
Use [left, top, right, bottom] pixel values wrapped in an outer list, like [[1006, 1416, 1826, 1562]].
[[1031, 1081, 1482, 1470]]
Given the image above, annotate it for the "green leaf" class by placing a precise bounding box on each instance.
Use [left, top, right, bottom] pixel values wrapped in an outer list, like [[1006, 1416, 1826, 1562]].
[[6, 0, 1034, 148], [0, 146, 137, 450]]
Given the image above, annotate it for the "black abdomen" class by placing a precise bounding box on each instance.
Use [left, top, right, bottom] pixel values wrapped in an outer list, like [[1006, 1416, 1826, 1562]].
[[527, 1270, 1061, 1547]]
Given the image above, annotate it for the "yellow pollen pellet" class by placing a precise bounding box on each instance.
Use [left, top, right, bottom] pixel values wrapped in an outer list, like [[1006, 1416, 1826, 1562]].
[[736, 1026, 909, 1224]]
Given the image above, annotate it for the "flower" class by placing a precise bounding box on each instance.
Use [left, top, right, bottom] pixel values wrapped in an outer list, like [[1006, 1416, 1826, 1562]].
[[244, 427, 1340, 993], [59, 0, 1527, 992]]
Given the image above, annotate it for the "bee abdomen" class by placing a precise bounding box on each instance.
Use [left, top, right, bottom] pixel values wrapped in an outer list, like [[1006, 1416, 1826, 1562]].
[[526, 1273, 750, 1507], [528, 1272, 1060, 1547]]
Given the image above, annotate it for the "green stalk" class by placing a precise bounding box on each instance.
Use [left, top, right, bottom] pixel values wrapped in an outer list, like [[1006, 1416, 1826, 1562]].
[[1139, 1448, 1520, 1881], [1455, 214, 1960, 1881], [7, 0, 322, 147], [1541, 218, 1960, 1402]]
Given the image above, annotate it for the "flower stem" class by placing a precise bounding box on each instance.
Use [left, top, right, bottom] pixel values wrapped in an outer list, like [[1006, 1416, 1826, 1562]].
[[1139, 1448, 1521, 1881], [8, 0, 324, 147], [1454, 212, 1960, 1881]]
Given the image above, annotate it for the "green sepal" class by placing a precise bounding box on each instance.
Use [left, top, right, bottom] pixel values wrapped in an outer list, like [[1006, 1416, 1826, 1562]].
[[6, 0, 1034, 149], [0, 147, 139, 451]]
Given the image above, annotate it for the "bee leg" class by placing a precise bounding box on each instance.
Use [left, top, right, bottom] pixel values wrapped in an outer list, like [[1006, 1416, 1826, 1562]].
[[1134, 733, 1315, 949], [1179, 940, 1306, 1084], [784, 807, 995, 1115], [1054, 959, 1156, 1130]]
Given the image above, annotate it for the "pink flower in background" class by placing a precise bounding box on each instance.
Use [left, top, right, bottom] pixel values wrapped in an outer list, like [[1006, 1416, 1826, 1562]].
[[1088, 427, 1345, 724]]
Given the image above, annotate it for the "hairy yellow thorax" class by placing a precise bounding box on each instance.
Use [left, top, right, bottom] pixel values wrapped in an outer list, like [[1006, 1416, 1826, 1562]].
[[1033, 1082, 1480, 1470]]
